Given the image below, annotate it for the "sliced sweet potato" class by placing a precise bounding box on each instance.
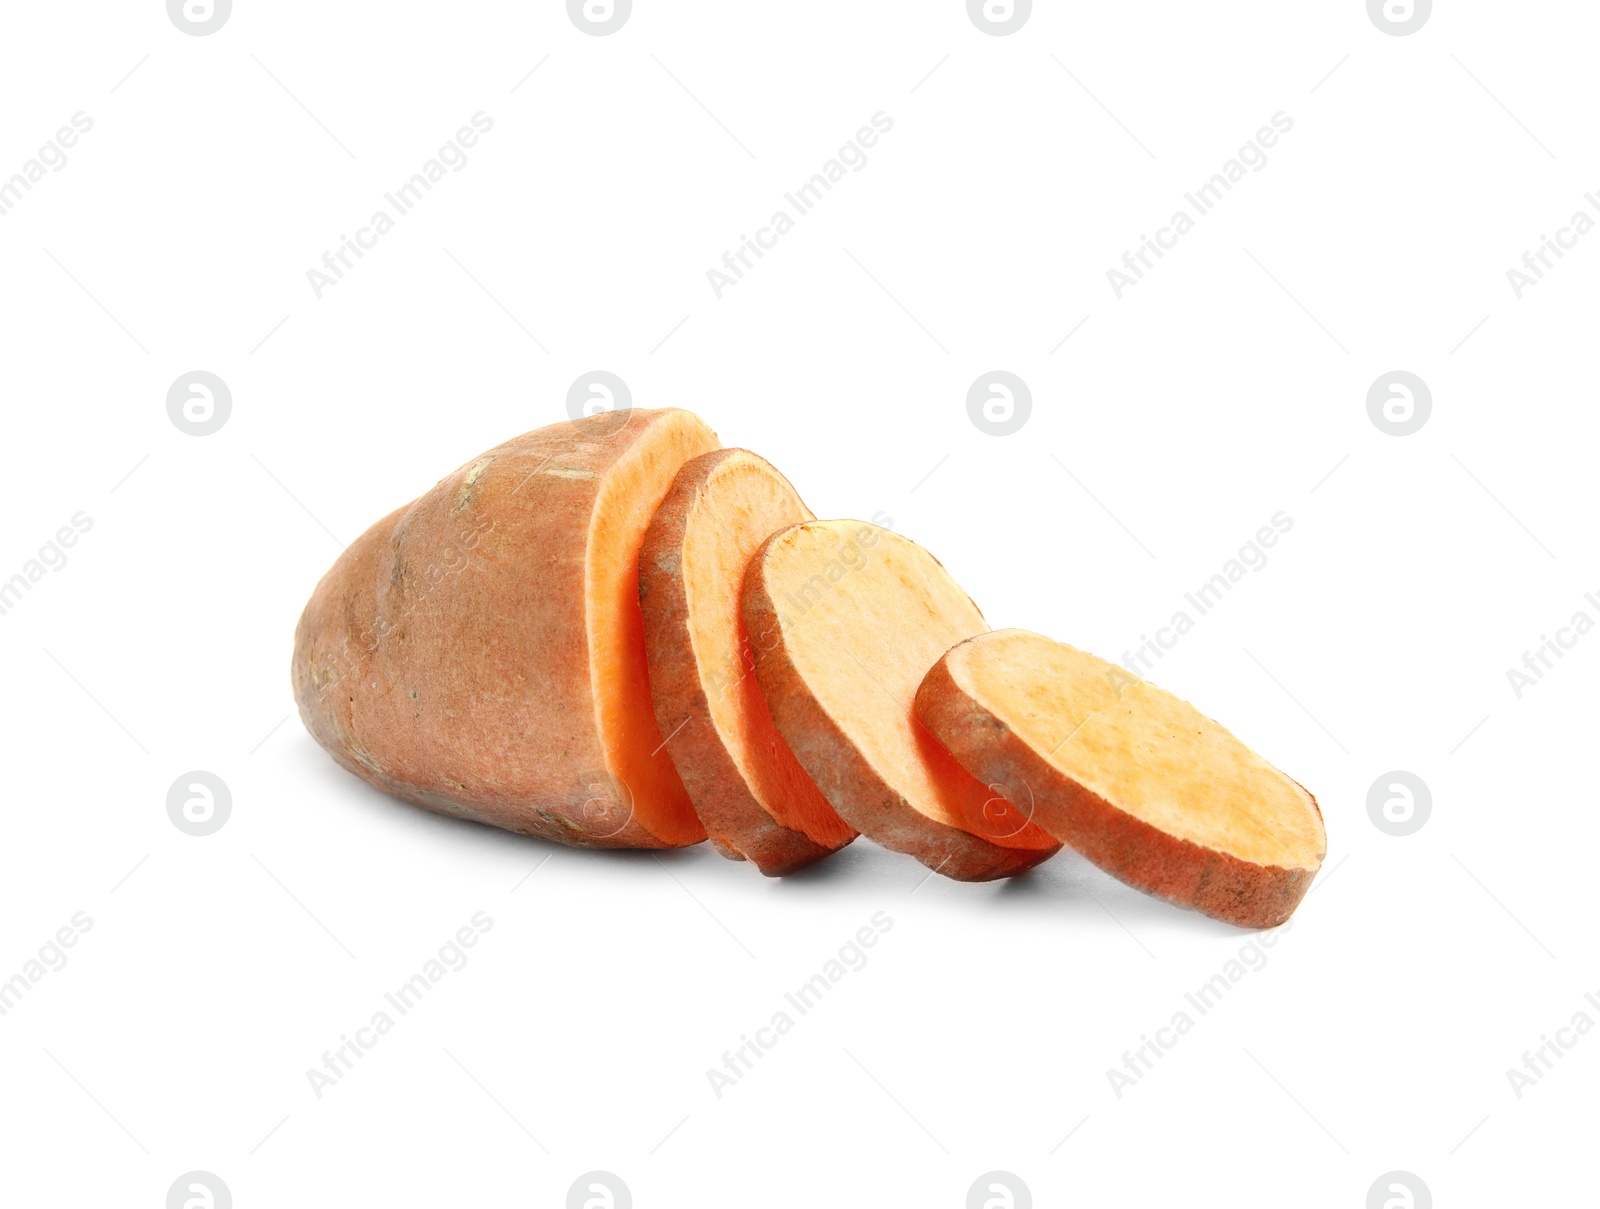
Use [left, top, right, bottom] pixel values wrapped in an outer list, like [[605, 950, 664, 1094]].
[[640, 450, 857, 874], [292, 408, 721, 848], [742, 521, 1061, 881], [915, 629, 1326, 927]]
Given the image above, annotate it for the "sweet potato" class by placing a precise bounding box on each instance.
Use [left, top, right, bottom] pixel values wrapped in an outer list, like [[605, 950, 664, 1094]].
[[742, 521, 1061, 881], [292, 409, 720, 848], [639, 450, 857, 874], [915, 629, 1326, 927]]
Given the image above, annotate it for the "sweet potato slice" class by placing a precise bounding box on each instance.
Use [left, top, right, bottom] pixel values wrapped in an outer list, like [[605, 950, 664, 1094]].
[[742, 521, 1061, 881], [292, 408, 720, 848], [915, 629, 1326, 927], [640, 450, 857, 874]]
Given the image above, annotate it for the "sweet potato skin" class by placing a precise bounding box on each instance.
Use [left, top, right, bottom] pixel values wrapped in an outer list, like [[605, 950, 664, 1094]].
[[292, 409, 716, 848], [639, 450, 848, 875], [742, 525, 1057, 882], [915, 650, 1322, 927]]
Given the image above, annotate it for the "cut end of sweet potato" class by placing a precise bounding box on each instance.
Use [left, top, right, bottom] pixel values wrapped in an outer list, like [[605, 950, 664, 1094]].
[[640, 449, 856, 874], [743, 522, 1061, 881], [587, 410, 722, 848], [292, 408, 719, 849], [916, 629, 1326, 927]]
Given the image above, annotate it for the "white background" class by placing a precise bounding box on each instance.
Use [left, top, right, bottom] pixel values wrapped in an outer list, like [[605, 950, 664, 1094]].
[[1, 2, 1594, 1205]]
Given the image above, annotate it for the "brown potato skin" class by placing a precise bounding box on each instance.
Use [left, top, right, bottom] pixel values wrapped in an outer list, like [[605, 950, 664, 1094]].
[[639, 450, 848, 875], [915, 650, 1322, 927], [742, 527, 1056, 883], [292, 410, 712, 849]]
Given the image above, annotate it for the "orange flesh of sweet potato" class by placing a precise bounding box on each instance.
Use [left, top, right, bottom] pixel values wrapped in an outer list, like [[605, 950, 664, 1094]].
[[915, 628, 1326, 926], [640, 450, 856, 873], [587, 419, 725, 846], [292, 409, 719, 848], [743, 521, 1060, 881]]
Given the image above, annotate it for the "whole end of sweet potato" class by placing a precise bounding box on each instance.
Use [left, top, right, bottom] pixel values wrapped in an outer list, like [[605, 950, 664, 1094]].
[[292, 409, 720, 848]]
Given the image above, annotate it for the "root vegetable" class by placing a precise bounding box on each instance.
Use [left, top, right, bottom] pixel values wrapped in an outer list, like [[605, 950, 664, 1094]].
[[742, 521, 1061, 881], [915, 629, 1325, 926], [639, 449, 857, 874], [292, 409, 720, 848]]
